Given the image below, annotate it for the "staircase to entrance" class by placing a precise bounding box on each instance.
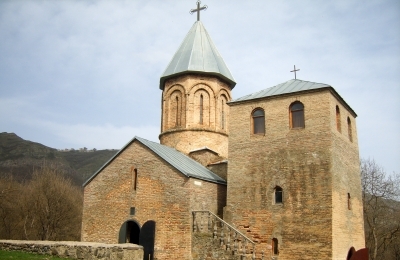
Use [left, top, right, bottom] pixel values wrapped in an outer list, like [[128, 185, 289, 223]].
[[192, 211, 270, 260]]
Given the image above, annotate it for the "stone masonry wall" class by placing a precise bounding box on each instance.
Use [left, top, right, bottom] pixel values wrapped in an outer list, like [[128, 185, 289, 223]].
[[226, 90, 336, 259], [0, 240, 143, 260]]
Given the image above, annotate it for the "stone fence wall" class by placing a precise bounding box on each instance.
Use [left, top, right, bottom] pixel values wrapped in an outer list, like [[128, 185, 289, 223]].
[[0, 240, 143, 260]]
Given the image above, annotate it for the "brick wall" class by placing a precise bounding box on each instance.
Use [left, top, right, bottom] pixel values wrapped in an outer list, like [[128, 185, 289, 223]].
[[160, 74, 232, 158], [225, 89, 364, 259], [329, 95, 365, 259], [189, 148, 223, 167], [160, 129, 229, 159], [82, 140, 226, 260]]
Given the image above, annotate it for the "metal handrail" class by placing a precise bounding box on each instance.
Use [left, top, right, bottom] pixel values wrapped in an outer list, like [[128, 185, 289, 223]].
[[192, 210, 255, 246]]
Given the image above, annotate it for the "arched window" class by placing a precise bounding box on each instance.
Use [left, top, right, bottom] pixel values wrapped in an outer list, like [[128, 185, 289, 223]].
[[200, 94, 203, 124], [336, 106, 341, 132], [275, 186, 283, 204], [290, 102, 305, 128], [272, 238, 279, 255], [134, 168, 138, 191], [169, 90, 182, 128], [252, 108, 265, 134], [347, 117, 352, 142], [221, 99, 225, 129], [175, 96, 179, 126]]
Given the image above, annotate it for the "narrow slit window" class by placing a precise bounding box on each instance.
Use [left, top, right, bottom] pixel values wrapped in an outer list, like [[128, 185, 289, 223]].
[[336, 106, 341, 132], [348, 193, 351, 210], [133, 168, 138, 191], [275, 186, 283, 204], [200, 94, 203, 124], [272, 238, 279, 255], [347, 117, 353, 142], [221, 99, 225, 129], [175, 96, 179, 126], [252, 108, 265, 134], [290, 102, 305, 128]]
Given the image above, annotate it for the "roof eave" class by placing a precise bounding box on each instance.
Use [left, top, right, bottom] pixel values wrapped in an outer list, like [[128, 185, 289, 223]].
[[141, 141, 226, 184], [159, 71, 236, 90], [84, 136, 227, 187], [188, 175, 227, 185], [228, 87, 357, 118]]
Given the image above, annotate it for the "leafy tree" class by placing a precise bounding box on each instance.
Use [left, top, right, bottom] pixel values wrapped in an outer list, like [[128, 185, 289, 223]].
[[361, 158, 400, 260]]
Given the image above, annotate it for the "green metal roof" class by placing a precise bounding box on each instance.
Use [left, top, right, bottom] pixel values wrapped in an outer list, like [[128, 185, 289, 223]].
[[231, 79, 331, 102], [230, 79, 357, 117], [160, 21, 236, 89], [83, 136, 226, 187]]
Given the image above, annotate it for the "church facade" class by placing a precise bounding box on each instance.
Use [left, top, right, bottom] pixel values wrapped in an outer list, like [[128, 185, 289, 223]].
[[81, 9, 365, 260]]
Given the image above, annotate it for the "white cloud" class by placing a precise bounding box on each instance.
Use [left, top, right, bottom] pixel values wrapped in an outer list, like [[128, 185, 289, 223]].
[[0, 0, 399, 174]]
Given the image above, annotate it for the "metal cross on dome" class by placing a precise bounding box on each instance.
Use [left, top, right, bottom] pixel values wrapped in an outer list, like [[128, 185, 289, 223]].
[[190, 1, 208, 21], [290, 65, 300, 79]]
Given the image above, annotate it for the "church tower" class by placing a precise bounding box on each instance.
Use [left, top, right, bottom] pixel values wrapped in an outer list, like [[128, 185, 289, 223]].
[[159, 19, 235, 159]]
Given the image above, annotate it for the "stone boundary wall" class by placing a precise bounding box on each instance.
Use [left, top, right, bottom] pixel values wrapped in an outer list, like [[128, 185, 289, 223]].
[[0, 240, 143, 260]]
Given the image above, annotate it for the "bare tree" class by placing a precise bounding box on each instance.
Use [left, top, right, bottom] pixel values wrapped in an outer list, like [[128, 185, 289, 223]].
[[21, 166, 83, 241], [0, 175, 22, 239], [0, 162, 83, 241], [361, 158, 400, 260]]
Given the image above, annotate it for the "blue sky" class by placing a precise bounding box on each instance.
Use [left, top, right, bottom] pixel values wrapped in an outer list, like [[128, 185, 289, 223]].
[[0, 0, 399, 174]]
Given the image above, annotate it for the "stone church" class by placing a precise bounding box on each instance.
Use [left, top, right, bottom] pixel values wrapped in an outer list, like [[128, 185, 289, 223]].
[[81, 5, 365, 260]]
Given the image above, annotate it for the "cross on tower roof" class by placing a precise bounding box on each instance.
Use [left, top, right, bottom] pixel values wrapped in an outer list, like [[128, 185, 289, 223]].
[[290, 65, 300, 79], [190, 1, 208, 21]]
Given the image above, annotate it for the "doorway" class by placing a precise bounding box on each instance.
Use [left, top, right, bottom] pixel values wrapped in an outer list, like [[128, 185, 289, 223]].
[[118, 220, 140, 244], [118, 220, 156, 260]]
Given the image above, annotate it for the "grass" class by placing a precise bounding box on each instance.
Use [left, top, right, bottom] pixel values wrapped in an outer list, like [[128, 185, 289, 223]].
[[0, 250, 67, 259]]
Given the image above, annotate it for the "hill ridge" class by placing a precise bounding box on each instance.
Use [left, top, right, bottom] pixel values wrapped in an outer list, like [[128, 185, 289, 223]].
[[0, 132, 117, 185]]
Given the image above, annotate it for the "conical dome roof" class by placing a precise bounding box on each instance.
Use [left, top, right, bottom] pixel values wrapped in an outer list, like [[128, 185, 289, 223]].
[[160, 21, 236, 89]]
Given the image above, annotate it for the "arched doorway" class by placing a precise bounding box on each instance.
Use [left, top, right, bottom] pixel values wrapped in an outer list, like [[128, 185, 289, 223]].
[[139, 220, 156, 260], [118, 220, 156, 260], [118, 220, 140, 244]]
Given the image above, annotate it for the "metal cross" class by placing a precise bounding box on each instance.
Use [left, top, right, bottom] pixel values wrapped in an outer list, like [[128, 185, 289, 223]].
[[190, 1, 208, 21], [290, 65, 300, 79]]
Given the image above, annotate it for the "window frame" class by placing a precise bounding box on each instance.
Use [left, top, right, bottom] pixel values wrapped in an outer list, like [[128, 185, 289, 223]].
[[289, 101, 305, 129], [251, 108, 265, 135]]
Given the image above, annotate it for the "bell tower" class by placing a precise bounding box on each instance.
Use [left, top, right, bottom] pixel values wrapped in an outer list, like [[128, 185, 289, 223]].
[[159, 11, 235, 159]]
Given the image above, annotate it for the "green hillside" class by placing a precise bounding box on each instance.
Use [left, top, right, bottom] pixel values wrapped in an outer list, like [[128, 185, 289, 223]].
[[0, 132, 117, 185]]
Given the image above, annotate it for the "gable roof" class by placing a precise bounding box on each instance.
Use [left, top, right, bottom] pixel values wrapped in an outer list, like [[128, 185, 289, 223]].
[[83, 136, 226, 187], [189, 146, 219, 156], [160, 21, 236, 90], [230, 79, 357, 117]]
